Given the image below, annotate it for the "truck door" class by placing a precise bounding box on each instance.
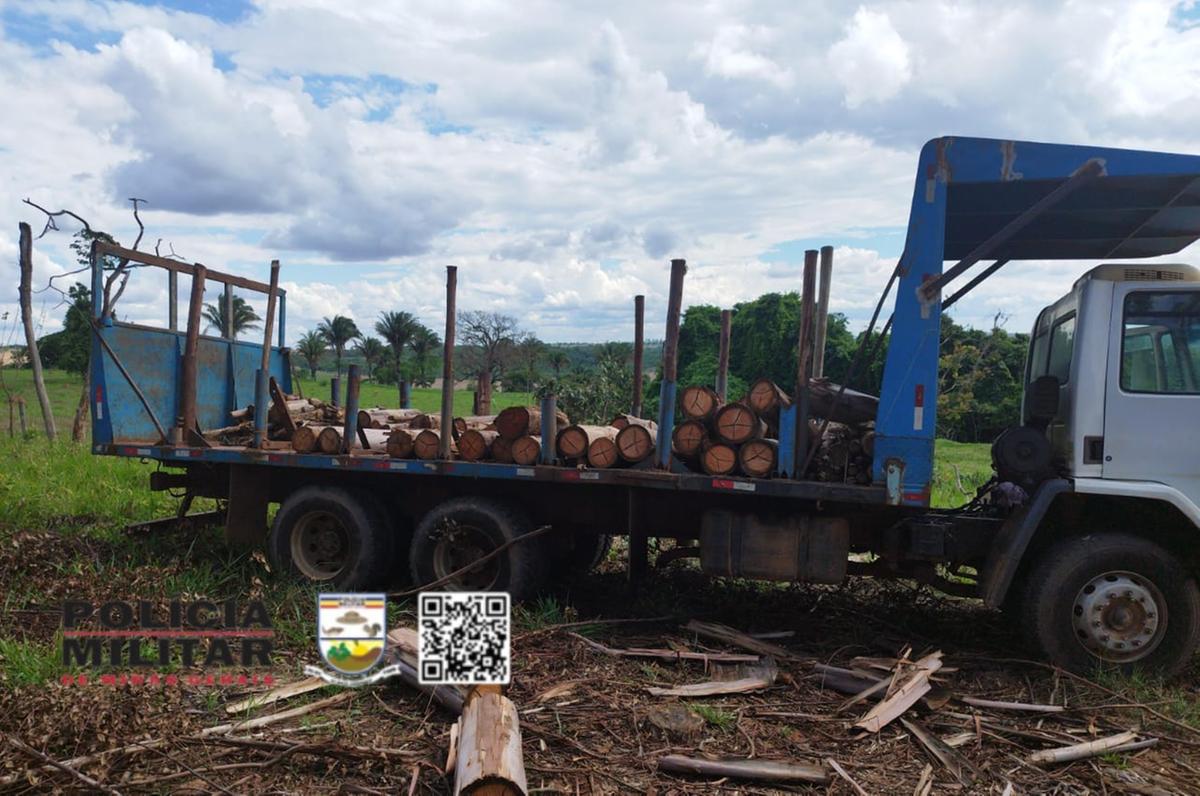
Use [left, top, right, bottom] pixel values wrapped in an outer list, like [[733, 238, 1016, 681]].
[[1103, 287, 1200, 505]]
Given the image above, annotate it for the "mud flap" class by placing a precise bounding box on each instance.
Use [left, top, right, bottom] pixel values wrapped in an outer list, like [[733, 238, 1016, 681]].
[[225, 464, 270, 548]]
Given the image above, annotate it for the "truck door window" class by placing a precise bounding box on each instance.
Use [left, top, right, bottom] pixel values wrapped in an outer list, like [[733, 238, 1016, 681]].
[[1121, 291, 1200, 394], [1047, 314, 1075, 383]]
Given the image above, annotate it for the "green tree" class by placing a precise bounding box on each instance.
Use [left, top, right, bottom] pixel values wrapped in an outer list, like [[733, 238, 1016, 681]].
[[296, 331, 326, 379], [375, 310, 418, 404], [546, 348, 570, 377], [317, 315, 361, 378], [355, 336, 385, 380], [37, 283, 91, 375], [202, 295, 261, 339], [409, 326, 440, 386]]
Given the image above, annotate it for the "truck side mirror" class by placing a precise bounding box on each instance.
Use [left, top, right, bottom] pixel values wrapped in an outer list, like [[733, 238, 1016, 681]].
[[1026, 375, 1060, 429]]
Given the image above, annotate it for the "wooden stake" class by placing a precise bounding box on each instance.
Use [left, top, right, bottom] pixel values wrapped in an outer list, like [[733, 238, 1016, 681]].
[[794, 250, 818, 474], [179, 262, 207, 444], [814, 245, 833, 378], [18, 223, 57, 441], [716, 308, 731, 401], [656, 259, 687, 469], [632, 294, 645, 416], [439, 266, 457, 460]]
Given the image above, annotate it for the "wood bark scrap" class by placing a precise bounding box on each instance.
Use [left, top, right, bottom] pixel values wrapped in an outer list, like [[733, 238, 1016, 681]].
[[1027, 730, 1140, 765], [646, 658, 777, 697], [900, 717, 980, 787], [200, 691, 353, 736], [224, 676, 327, 714], [685, 619, 804, 660], [657, 754, 828, 785], [568, 632, 759, 663], [853, 651, 943, 733], [959, 696, 1064, 713], [385, 628, 469, 715], [452, 685, 527, 796]]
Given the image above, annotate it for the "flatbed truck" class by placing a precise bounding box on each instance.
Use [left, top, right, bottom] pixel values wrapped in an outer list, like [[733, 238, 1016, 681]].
[[90, 136, 1200, 675]]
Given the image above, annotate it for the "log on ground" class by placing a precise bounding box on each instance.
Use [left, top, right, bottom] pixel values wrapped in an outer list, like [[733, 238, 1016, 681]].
[[453, 686, 527, 796]]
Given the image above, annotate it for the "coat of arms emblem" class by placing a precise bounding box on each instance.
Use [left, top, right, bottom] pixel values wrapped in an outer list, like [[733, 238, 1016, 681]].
[[317, 593, 386, 675]]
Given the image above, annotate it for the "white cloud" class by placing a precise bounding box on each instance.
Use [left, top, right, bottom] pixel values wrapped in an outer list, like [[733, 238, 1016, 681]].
[[828, 7, 911, 108]]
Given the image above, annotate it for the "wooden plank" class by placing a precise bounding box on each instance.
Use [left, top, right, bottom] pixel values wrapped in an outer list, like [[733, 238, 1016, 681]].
[[95, 242, 273, 294]]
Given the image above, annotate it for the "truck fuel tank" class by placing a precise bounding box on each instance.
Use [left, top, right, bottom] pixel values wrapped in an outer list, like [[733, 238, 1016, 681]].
[[700, 510, 849, 584]]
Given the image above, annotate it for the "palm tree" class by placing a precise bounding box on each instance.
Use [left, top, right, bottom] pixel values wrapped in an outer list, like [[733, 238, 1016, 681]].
[[355, 336, 385, 380], [547, 349, 570, 377], [202, 296, 261, 339], [317, 315, 361, 378], [375, 311, 419, 405], [296, 331, 326, 379], [410, 326, 440, 385]]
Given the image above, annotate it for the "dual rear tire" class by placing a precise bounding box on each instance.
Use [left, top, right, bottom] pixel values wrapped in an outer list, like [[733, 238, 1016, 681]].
[[269, 490, 604, 598]]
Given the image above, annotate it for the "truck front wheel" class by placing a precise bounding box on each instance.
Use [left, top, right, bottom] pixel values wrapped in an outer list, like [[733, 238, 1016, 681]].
[[1021, 533, 1200, 677], [409, 497, 544, 600], [268, 486, 394, 590]]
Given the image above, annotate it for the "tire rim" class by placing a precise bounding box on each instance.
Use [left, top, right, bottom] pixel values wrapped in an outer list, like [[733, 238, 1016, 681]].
[[291, 510, 350, 580], [432, 524, 501, 590], [1072, 571, 1166, 662]]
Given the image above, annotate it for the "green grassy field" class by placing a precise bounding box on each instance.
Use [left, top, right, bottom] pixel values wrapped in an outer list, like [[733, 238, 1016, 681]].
[[291, 371, 533, 416]]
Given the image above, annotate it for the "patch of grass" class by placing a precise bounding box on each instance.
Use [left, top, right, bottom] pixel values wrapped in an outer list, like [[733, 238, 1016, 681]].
[[0, 634, 63, 687], [932, 439, 992, 508], [516, 596, 574, 631], [689, 703, 736, 731], [1093, 666, 1200, 729]]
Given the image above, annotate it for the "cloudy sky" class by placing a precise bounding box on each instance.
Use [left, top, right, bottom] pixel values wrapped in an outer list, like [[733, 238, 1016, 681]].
[[4, 0, 1200, 347]]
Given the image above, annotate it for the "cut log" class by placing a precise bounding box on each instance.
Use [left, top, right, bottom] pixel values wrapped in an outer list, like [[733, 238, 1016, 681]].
[[861, 430, 875, 458], [738, 438, 778, 478], [292, 424, 333, 453], [684, 620, 799, 660], [459, 429, 500, 461], [356, 428, 392, 451], [679, 385, 721, 421], [268, 379, 299, 437], [414, 429, 443, 460], [807, 378, 878, 425], [700, 440, 738, 476], [495, 406, 568, 440], [556, 425, 617, 460], [408, 412, 441, 430], [610, 414, 657, 432], [387, 428, 419, 459], [616, 423, 656, 463], [1028, 731, 1140, 766], [317, 427, 343, 454], [714, 402, 766, 444], [511, 435, 541, 466], [747, 379, 791, 416], [671, 419, 708, 458], [491, 435, 514, 463], [453, 415, 497, 439], [657, 755, 827, 785], [453, 686, 527, 796], [646, 659, 777, 696], [357, 408, 423, 429], [587, 436, 620, 469]]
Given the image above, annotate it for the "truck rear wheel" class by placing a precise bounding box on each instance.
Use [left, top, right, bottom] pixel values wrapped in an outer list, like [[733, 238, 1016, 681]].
[[1021, 533, 1200, 677], [409, 497, 544, 600], [268, 486, 394, 590]]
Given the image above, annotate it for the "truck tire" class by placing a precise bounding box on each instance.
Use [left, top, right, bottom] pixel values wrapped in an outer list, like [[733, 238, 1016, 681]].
[[1020, 533, 1200, 677], [551, 533, 612, 579], [409, 497, 544, 600], [269, 486, 394, 590]]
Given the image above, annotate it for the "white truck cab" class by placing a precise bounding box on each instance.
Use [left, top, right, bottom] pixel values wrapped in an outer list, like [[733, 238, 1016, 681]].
[[1000, 264, 1200, 675]]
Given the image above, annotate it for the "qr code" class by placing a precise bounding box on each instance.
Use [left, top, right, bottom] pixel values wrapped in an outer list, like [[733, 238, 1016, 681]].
[[418, 592, 510, 685]]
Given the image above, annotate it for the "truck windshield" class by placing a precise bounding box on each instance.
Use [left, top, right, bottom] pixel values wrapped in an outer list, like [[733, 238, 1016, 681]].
[[1121, 291, 1200, 394]]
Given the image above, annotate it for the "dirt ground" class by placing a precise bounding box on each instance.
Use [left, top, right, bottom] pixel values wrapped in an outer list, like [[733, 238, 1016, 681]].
[[1, 529, 1199, 795]]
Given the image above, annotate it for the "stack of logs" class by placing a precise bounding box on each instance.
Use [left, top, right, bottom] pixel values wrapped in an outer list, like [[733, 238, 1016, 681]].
[[670, 378, 876, 483], [207, 391, 344, 446], [554, 414, 659, 469], [385, 405, 570, 464]]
